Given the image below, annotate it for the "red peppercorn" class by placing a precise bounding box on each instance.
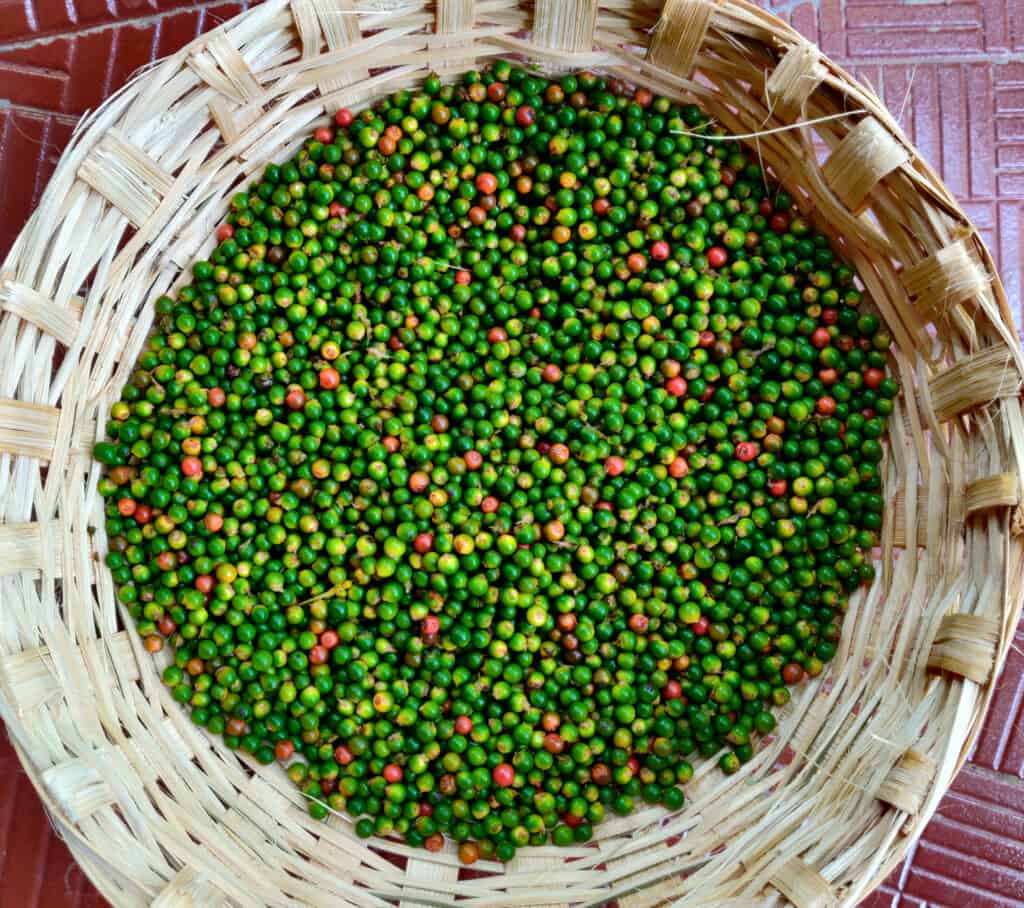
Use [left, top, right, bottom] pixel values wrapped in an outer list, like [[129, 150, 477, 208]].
[[334, 108, 354, 127], [665, 376, 688, 397], [822, 308, 839, 325], [383, 435, 400, 453], [563, 812, 584, 828], [707, 246, 728, 268], [662, 680, 683, 700], [424, 833, 444, 852], [320, 630, 339, 649], [669, 456, 689, 478], [455, 715, 473, 735], [605, 455, 625, 476], [216, 224, 234, 242], [816, 396, 837, 415], [759, 198, 774, 216], [309, 645, 328, 665], [181, 456, 202, 477], [117, 497, 136, 517], [464, 450, 483, 470], [492, 763, 515, 787], [515, 105, 535, 126], [819, 368, 838, 386], [314, 126, 334, 144], [699, 330, 715, 348], [334, 745, 354, 765], [650, 240, 670, 260], [414, 532, 434, 553], [319, 367, 340, 389], [383, 764, 403, 783], [770, 213, 790, 233], [626, 252, 647, 273], [157, 616, 177, 636], [692, 616, 709, 636], [285, 388, 306, 410], [782, 663, 804, 685], [275, 740, 295, 761], [735, 442, 758, 462], [811, 327, 831, 348], [509, 224, 526, 241], [207, 387, 226, 407], [768, 479, 788, 497], [593, 197, 610, 216], [487, 326, 508, 343], [864, 368, 885, 389], [455, 269, 471, 285], [481, 496, 499, 513], [195, 574, 214, 594], [628, 614, 649, 633], [204, 512, 223, 532], [542, 363, 562, 383], [543, 733, 565, 754], [422, 615, 440, 636], [475, 172, 498, 194], [626, 756, 640, 775]]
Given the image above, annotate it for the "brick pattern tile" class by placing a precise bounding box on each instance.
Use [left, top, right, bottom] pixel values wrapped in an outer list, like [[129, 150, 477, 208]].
[[0, 1, 1023, 906]]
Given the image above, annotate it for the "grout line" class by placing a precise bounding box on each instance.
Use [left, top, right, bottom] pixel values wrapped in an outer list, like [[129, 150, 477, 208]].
[[0, 0, 244, 53]]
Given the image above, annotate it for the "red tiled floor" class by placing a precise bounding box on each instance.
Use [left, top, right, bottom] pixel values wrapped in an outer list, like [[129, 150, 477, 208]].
[[1, 0, 1023, 905]]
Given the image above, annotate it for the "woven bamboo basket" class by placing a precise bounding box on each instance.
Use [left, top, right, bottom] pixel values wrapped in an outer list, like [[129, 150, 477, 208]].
[[1, 0, 1022, 905]]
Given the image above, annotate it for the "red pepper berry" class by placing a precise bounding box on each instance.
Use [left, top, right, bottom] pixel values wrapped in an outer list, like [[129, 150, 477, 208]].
[[383, 764, 403, 783], [759, 198, 774, 216], [735, 442, 758, 462], [492, 763, 515, 787], [334, 108, 354, 127], [319, 367, 340, 389], [487, 326, 507, 343], [422, 615, 440, 636], [699, 330, 715, 347], [207, 387, 226, 407], [475, 172, 498, 194], [811, 327, 831, 348], [481, 496, 499, 513], [509, 224, 526, 241], [314, 126, 334, 144], [593, 197, 610, 216], [782, 663, 804, 685], [692, 616, 709, 636], [626, 252, 647, 273], [563, 812, 584, 828], [864, 368, 885, 389], [515, 105, 535, 126], [628, 613, 649, 633], [822, 308, 839, 325], [334, 745, 354, 765], [181, 456, 202, 477], [770, 213, 790, 233], [706, 246, 727, 268], [768, 479, 788, 497], [309, 645, 328, 665], [662, 680, 683, 700], [414, 532, 434, 553], [320, 630, 339, 649], [216, 224, 234, 242], [455, 269, 471, 285], [275, 740, 295, 761], [650, 240, 670, 260], [204, 512, 223, 532], [134, 504, 152, 524], [195, 574, 214, 594], [816, 396, 837, 415], [117, 497, 136, 516], [543, 733, 565, 754], [455, 715, 473, 735], [669, 456, 689, 478], [665, 376, 688, 397], [285, 388, 306, 410], [383, 435, 400, 453], [542, 363, 561, 383], [605, 455, 625, 476]]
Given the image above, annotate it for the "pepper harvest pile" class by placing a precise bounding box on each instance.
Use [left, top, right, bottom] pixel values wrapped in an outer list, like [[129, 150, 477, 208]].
[[95, 64, 897, 862]]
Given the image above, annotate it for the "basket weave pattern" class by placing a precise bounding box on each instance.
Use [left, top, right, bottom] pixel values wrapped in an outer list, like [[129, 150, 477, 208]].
[[0, 1, 1022, 905]]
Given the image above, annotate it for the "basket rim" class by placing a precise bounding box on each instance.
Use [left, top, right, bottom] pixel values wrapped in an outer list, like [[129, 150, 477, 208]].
[[1, 0, 1022, 906]]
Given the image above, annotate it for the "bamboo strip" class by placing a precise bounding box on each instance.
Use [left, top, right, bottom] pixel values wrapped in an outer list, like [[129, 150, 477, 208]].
[[77, 131, 174, 228], [768, 857, 834, 908], [903, 235, 990, 318], [533, 0, 598, 53], [765, 41, 825, 118], [821, 117, 911, 214], [0, 276, 82, 346], [927, 614, 1000, 684], [965, 473, 1020, 514], [876, 748, 936, 816], [646, 0, 718, 79], [928, 346, 1021, 422]]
